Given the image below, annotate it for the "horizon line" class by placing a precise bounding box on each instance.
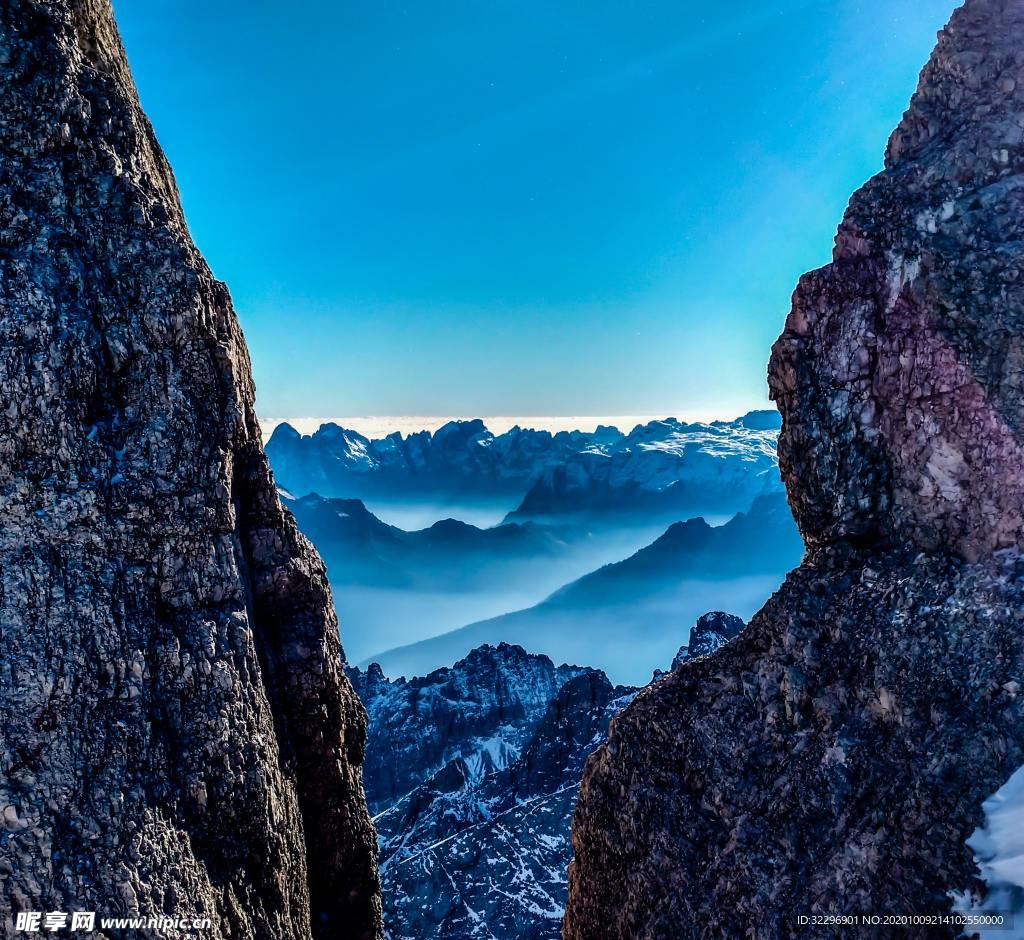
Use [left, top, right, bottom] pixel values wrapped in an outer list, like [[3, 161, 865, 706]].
[[259, 408, 777, 442]]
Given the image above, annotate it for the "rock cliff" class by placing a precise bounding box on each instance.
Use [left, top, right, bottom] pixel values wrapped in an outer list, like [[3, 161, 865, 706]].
[[0, 2, 379, 937], [564, 1, 1024, 936]]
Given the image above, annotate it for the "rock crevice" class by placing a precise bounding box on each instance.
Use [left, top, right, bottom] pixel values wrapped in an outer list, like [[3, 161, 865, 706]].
[[0, 2, 380, 936]]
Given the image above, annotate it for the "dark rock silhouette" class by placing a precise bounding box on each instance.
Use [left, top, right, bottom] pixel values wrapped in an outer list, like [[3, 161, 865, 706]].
[[0, 2, 379, 936], [564, 1, 1024, 937]]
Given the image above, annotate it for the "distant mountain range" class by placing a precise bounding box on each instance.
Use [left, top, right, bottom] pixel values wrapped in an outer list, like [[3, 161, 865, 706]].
[[267, 417, 605, 499], [507, 412, 783, 527], [280, 492, 647, 663], [368, 492, 803, 684], [267, 412, 783, 528], [269, 410, 796, 679]]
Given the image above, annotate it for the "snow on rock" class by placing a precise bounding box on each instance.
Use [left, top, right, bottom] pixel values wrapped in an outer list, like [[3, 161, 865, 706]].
[[266, 413, 782, 521], [347, 643, 588, 815], [354, 645, 637, 939], [509, 414, 782, 524], [266, 418, 622, 500], [382, 688, 635, 940], [952, 764, 1024, 938]]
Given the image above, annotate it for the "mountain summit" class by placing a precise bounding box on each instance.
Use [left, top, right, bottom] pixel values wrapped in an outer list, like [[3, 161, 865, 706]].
[[565, 2, 1024, 936], [267, 414, 782, 526]]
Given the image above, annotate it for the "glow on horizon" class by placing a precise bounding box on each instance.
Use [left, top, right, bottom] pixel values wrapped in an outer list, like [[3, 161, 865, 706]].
[[259, 409, 773, 443]]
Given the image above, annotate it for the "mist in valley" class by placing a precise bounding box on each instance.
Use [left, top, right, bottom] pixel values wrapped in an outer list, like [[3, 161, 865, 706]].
[[271, 415, 796, 682], [369, 574, 785, 686], [321, 501, 690, 665], [361, 495, 515, 531]]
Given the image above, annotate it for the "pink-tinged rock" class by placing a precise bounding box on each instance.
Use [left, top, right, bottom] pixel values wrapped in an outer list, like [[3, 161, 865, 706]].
[[565, 2, 1024, 936]]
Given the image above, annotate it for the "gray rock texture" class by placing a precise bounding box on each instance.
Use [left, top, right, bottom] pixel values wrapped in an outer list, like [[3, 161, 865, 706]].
[[564, 1, 1024, 937], [0, 2, 380, 937]]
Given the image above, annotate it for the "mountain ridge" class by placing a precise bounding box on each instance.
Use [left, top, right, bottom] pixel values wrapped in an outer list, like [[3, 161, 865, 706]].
[[368, 492, 802, 683], [354, 632, 741, 938], [266, 412, 783, 528]]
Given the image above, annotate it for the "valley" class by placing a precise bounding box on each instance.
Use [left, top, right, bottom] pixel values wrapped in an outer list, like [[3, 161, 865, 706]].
[[269, 411, 796, 678]]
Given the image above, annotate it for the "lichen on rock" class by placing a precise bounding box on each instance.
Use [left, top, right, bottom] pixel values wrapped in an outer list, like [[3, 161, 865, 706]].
[[0, 2, 380, 936]]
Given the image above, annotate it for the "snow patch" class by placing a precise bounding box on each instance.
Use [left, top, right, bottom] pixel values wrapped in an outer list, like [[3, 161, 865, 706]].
[[950, 764, 1024, 938]]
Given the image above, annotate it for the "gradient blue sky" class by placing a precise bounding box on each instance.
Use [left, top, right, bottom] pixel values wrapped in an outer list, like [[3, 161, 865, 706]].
[[115, 0, 957, 421]]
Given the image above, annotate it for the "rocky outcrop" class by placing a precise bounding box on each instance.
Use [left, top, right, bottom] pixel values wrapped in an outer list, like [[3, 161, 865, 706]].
[[669, 610, 745, 668], [0, 3, 379, 937], [564, 2, 1024, 937], [771, 1, 1024, 562]]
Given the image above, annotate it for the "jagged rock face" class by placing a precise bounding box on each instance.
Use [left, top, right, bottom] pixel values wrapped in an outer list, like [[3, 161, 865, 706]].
[[348, 644, 586, 814], [564, 2, 1024, 937], [0, 3, 379, 937], [566, 551, 1024, 939], [769, 0, 1024, 562], [367, 653, 635, 940]]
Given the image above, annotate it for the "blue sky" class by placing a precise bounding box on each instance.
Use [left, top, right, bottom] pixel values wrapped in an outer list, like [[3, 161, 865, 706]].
[[115, 0, 956, 422]]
